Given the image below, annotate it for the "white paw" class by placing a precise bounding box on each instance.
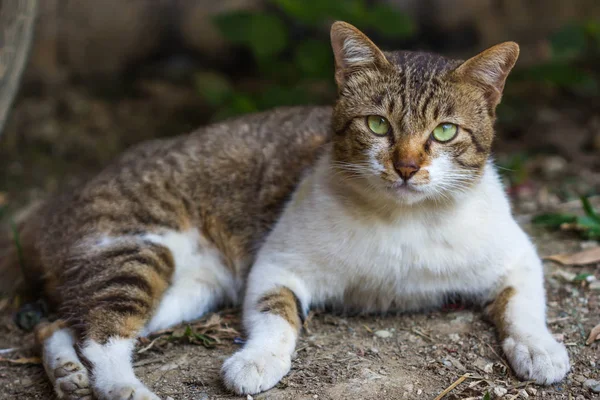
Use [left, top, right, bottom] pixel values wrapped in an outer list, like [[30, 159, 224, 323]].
[[99, 383, 161, 400], [503, 334, 570, 385], [221, 348, 291, 394]]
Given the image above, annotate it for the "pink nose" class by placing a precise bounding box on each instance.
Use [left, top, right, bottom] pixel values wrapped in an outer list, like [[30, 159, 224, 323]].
[[394, 161, 420, 181]]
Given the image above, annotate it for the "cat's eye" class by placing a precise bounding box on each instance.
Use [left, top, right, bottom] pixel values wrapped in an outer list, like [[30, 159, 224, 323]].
[[366, 115, 390, 136], [432, 123, 458, 142]]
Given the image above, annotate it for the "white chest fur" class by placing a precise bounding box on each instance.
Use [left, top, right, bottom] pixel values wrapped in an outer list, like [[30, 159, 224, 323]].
[[255, 162, 531, 312]]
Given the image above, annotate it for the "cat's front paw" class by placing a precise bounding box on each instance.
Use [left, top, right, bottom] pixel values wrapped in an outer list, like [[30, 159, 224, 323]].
[[502, 334, 570, 385], [98, 382, 160, 400], [221, 348, 291, 394]]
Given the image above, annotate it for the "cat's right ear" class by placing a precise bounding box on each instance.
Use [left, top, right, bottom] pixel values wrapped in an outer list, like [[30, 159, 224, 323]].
[[330, 21, 390, 87]]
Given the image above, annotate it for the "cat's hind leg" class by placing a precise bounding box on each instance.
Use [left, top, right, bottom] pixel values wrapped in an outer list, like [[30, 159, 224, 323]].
[[60, 238, 176, 400], [71, 229, 235, 399], [37, 321, 92, 400]]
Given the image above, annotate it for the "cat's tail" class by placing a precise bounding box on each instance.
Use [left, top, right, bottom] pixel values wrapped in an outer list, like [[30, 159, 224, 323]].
[[0, 200, 44, 297]]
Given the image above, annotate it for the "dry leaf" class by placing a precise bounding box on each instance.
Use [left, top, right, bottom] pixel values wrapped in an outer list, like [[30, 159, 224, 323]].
[[586, 323, 600, 345], [0, 192, 6, 206], [544, 247, 600, 266], [0, 356, 42, 364]]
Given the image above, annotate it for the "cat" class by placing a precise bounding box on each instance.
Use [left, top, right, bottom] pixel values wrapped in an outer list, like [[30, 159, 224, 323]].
[[0, 21, 569, 400]]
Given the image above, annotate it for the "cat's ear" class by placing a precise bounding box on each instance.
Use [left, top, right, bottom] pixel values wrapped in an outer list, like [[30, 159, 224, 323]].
[[330, 21, 390, 87], [454, 42, 519, 107]]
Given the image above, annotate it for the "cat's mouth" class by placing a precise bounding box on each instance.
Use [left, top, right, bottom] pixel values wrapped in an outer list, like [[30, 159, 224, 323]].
[[388, 181, 423, 194]]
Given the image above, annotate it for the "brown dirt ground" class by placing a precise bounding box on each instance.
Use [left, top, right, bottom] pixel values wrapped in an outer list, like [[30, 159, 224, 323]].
[[0, 82, 599, 400]]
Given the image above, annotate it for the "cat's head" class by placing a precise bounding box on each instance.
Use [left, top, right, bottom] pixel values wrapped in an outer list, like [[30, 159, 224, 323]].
[[329, 22, 519, 205]]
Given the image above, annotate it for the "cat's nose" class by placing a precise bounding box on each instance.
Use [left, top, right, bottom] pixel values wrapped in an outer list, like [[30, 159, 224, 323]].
[[394, 161, 420, 181]]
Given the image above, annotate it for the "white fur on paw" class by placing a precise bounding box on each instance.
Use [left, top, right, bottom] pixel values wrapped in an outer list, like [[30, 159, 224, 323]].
[[100, 383, 160, 400], [503, 335, 570, 385], [222, 348, 291, 394], [53, 361, 92, 400]]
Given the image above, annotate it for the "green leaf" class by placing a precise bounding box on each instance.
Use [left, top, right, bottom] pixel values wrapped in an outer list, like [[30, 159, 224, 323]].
[[194, 333, 216, 347], [550, 23, 587, 61], [483, 392, 491, 400], [531, 213, 577, 227], [328, 0, 368, 22], [213, 12, 289, 59], [580, 196, 600, 222], [294, 39, 334, 79], [194, 71, 233, 107], [573, 273, 593, 282], [271, 0, 323, 26], [366, 4, 415, 39], [212, 93, 259, 121], [585, 20, 600, 44], [184, 325, 193, 338]]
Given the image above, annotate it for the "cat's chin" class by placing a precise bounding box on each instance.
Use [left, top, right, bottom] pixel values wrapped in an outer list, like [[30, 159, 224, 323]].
[[385, 183, 429, 204]]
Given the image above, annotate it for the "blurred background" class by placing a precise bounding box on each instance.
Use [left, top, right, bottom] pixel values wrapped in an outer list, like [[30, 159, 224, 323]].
[[1, 0, 600, 219]]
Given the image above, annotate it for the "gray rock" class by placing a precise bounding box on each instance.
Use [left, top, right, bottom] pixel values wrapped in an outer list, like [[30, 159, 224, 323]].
[[493, 386, 508, 398], [374, 330, 392, 338], [583, 379, 600, 393]]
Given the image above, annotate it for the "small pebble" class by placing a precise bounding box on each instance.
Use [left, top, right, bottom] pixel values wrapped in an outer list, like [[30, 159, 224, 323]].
[[589, 281, 600, 291], [448, 333, 460, 342], [526, 387, 537, 396], [518, 388, 529, 398], [374, 330, 392, 338], [583, 379, 600, 393], [247, 395, 254, 400], [403, 383, 414, 392], [19, 378, 33, 387], [494, 386, 508, 398], [166, 397, 174, 400]]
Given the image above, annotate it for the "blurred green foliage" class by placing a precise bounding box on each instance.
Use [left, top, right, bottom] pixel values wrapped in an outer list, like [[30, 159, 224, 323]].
[[533, 197, 600, 240], [510, 19, 600, 96], [196, 0, 415, 120], [496, 153, 530, 187]]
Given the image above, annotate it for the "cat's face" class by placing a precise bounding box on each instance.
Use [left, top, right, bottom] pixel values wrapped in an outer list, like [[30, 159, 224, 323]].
[[329, 22, 519, 205]]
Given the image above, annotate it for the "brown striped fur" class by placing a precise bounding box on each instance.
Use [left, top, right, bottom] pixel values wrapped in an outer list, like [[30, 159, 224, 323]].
[[1, 107, 330, 343], [486, 286, 517, 340], [257, 288, 304, 331]]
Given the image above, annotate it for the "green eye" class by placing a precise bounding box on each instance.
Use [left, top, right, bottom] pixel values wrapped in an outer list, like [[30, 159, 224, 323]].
[[366, 115, 390, 136], [432, 123, 458, 142]]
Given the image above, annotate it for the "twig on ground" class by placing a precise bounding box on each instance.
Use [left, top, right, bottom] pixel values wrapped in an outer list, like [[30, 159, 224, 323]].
[[137, 336, 162, 354], [586, 323, 600, 345], [433, 373, 471, 400], [480, 338, 511, 373], [0, 356, 41, 364]]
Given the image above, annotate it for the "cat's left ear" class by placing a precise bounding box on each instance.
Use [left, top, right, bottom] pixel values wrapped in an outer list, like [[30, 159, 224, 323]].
[[330, 21, 390, 87], [454, 42, 520, 108]]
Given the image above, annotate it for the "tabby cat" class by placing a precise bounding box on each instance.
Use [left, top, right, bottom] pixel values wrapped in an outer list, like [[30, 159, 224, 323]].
[[0, 22, 569, 399]]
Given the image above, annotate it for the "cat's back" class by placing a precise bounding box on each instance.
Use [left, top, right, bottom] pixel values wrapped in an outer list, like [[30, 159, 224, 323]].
[[36, 106, 333, 269]]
